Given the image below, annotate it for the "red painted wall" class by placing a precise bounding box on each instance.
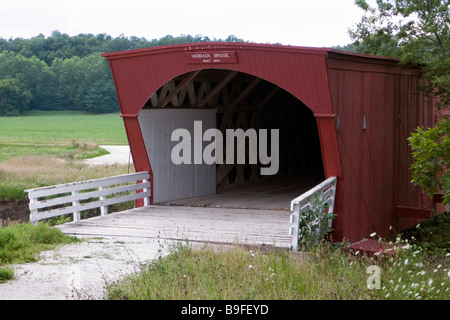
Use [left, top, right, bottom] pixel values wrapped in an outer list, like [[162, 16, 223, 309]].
[[326, 52, 435, 241], [103, 43, 437, 243]]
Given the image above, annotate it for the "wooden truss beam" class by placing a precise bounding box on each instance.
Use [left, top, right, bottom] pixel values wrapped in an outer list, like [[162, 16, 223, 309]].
[[160, 70, 201, 108], [198, 71, 239, 107], [229, 78, 262, 108]]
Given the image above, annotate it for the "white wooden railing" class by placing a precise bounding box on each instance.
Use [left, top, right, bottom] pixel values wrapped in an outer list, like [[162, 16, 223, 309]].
[[25, 171, 151, 224], [289, 176, 337, 251]]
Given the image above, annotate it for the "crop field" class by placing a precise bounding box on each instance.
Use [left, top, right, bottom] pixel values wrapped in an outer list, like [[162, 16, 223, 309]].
[[0, 111, 128, 145]]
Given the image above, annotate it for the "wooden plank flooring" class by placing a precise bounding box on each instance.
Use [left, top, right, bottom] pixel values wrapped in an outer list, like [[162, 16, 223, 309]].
[[57, 178, 320, 249], [158, 178, 319, 210], [57, 205, 293, 248]]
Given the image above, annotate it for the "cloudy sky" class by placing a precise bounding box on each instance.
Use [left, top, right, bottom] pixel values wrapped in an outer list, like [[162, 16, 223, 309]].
[[0, 0, 366, 47]]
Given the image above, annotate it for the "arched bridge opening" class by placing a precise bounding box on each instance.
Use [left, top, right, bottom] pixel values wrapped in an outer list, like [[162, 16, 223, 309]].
[[137, 69, 325, 210]]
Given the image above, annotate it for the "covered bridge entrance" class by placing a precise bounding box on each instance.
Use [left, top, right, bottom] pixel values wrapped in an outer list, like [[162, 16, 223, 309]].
[[102, 42, 437, 243]]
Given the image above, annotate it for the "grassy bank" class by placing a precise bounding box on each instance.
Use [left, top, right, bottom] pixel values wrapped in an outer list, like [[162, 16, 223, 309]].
[[0, 222, 79, 282], [106, 213, 450, 301], [0, 155, 133, 202], [106, 238, 449, 300]]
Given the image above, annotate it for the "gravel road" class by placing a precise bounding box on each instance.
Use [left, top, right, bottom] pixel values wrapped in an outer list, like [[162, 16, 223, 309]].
[[0, 235, 173, 300], [84, 145, 133, 166]]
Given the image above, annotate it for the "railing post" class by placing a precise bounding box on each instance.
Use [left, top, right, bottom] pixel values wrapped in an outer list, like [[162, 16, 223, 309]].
[[143, 178, 150, 206], [99, 186, 108, 216], [72, 190, 81, 222], [28, 194, 38, 225], [289, 204, 300, 251], [327, 179, 337, 230]]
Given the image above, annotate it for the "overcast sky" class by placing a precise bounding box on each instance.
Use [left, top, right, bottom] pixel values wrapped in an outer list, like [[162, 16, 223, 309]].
[[0, 0, 366, 48]]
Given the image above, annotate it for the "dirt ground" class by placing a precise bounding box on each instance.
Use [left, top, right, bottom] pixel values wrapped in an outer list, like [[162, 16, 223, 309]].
[[0, 200, 29, 225]]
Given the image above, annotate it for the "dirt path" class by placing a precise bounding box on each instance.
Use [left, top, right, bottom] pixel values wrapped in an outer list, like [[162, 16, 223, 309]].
[[84, 145, 133, 166], [0, 236, 173, 300]]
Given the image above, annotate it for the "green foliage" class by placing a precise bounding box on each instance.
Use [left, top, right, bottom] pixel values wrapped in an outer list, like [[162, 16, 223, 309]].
[[297, 193, 336, 250], [0, 222, 78, 266], [106, 240, 450, 300], [0, 78, 32, 116], [0, 32, 247, 115], [0, 184, 26, 202], [349, 0, 450, 108], [0, 266, 14, 282], [0, 51, 53, 110], [408, 117, 450, 208], [400, 212, 450, 256]]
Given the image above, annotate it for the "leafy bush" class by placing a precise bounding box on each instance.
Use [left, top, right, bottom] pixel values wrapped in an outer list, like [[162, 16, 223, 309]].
[[409, 117, 450, 209], [296, 193, 336, 250], [0, 266, 14, 282], [0, 222, 78, 265]]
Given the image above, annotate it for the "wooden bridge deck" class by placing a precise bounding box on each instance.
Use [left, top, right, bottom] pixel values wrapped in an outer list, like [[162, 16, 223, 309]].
[[57, 178, 319, 248], [158, 177, 319, 210], [57, 205, 293, 248]]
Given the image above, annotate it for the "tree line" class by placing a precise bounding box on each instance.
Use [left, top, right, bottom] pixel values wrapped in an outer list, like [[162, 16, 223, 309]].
[[0, 31, 245, 116]]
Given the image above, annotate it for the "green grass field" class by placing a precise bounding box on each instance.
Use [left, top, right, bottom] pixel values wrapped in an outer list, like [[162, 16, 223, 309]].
[[0, 111, 131, 203], [0, 111, 128, 145]]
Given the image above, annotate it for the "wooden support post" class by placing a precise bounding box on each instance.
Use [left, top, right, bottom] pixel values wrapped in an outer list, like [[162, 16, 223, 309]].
[[99, 186, 108, 216], [143, 178, 150, 206], [72, 190, 81, 222]]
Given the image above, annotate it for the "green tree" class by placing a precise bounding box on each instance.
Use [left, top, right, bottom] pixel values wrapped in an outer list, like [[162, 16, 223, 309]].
[[0, 51, 54, 110], [50, 54, 118, 112], [0, 78, 32, 116], [349, 0, 449, 209], [0, 32, 249, 114]]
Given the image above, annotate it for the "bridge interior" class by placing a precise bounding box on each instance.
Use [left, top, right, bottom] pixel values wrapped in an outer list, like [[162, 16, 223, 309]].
[[142, 69, 325, 206]]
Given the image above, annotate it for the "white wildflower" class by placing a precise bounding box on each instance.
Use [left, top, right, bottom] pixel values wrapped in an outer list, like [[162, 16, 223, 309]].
[[249, 265, 254, 270], [404, 259, 409, 266]]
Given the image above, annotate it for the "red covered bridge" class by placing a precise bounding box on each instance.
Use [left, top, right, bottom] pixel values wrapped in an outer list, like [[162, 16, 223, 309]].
[[101, 42, 439, 244]]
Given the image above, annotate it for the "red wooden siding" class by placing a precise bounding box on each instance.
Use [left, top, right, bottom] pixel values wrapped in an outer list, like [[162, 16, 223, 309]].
[[103, 43, 437, 243], [326, 52, 435, 241], [103, 43, 335, 116]]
